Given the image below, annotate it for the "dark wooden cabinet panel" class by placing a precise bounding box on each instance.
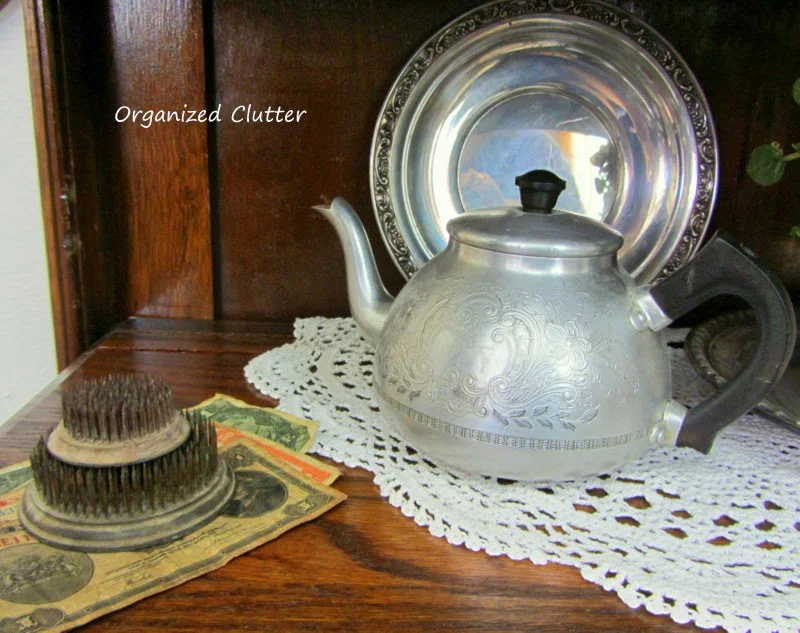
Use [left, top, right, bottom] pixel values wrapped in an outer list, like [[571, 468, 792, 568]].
[[56, 1, 125, 351], [105, 0, 214, 319], [631, 0, 800, 290], [726, 0, 800, 286], [23, 0, 83, 367], [210, 0, 482, 320]]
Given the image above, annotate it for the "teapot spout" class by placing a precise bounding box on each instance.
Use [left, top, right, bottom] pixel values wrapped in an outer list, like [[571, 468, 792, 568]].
[[313, 198, 394, 345]]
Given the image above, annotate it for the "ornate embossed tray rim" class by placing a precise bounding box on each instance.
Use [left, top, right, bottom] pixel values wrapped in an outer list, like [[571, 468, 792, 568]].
[[370, 0, 718, 284]]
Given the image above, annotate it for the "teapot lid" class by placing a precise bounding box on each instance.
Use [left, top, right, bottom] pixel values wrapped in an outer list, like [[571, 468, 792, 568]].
[[447, 170, 624, 258]]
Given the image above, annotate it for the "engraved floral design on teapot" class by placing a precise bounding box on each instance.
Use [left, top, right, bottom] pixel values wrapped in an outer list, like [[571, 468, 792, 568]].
[[376, 278, 638, 433]]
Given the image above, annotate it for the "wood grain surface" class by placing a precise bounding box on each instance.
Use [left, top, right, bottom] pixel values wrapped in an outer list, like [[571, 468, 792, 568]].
[[104, 0, 213, 319], [209, 0, 470, 319], [0, 318, 721, 633], [22, 0, 85, 367]]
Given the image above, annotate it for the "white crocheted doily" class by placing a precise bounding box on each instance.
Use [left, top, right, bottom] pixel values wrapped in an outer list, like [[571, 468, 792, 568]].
[[245, 317, 799, 633]]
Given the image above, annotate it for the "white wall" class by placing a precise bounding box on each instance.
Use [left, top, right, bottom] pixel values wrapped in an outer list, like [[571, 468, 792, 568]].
[[0, 0, 58, 425]]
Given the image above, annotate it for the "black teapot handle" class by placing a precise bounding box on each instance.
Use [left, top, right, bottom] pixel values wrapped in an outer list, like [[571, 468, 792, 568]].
[[649, 232, 795, 453]]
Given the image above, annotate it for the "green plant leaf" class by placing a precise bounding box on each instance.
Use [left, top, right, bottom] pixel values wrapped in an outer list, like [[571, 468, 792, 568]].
[[793, 78, 800, 105], [746, 144, 786, 186], [791, 225, 800, 239]]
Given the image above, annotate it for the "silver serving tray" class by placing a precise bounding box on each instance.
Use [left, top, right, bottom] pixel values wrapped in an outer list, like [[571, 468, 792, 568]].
[[686, 311, 800, 434], [371, 0, 718, 283]]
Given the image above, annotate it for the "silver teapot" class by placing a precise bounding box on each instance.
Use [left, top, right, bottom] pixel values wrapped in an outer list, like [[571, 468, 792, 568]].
[[316, 171, 795, 481]]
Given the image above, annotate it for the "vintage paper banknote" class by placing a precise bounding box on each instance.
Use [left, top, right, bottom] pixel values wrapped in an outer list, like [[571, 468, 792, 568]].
[[215, 424, 339, 485], [191, 393, 319, 453], [0, 437, 345, 633]]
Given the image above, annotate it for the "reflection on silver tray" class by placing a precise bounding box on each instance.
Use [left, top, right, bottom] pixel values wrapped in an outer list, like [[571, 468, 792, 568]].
[[371, 0, 718, 283], [686, 311, 800, 434]]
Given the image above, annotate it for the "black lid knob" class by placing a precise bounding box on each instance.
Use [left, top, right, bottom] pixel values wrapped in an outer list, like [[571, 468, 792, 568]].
[[515, 169, 566, 214]]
